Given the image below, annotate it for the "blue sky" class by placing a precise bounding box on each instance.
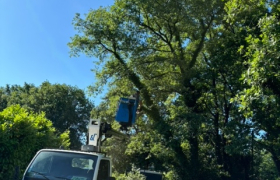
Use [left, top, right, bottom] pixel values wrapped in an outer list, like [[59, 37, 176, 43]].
[[0, 0, 114, 97]]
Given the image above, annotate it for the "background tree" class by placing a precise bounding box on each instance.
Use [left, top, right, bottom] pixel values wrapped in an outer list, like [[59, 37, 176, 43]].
[[0, 81, 93, 149], [0, 105, 70, 179], [226, 0, 280, 176]]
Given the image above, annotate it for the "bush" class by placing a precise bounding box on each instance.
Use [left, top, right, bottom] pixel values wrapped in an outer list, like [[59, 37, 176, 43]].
[[0, 105, 70, 179], [115, 165, 147, 180]]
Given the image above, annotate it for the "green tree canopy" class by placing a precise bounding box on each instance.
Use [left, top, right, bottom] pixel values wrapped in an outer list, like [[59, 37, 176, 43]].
[[69, 0, 225, 178], [0, 82, 93, 149], [226, 0, 280, 175]]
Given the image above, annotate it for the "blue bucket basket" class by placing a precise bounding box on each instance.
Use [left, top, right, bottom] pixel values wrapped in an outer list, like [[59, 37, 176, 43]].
[[115, 97, 139, 126]]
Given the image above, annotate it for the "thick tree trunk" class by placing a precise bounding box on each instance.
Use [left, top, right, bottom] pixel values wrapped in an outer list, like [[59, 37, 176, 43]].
[[214, 113, 223, 165], [171, 140, 190, 179], [188, 133, 199, 180]]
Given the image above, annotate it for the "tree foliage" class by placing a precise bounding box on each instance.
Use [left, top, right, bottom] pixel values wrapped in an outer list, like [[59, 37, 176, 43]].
[[0, 105, 70, 179], [226, 0, 280, 176], [69, 0, 280, 179]]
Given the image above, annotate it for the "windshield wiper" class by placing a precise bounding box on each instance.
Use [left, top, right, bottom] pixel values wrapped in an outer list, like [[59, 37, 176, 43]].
[[30, 172, 70, 180], [30, 171, 50, 180]]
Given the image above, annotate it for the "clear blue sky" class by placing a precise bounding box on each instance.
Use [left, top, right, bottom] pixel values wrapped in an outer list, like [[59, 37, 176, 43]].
[[0, 0, 114, 95]]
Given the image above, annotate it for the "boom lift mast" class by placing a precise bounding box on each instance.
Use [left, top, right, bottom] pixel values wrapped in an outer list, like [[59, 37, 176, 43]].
[[82, 119, 127, 153]]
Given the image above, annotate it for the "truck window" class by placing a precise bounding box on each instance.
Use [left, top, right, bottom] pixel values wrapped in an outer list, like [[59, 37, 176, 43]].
[[97, 160, 110, 180], [140, 170, 163, 180], [72, 158, 94, 170]]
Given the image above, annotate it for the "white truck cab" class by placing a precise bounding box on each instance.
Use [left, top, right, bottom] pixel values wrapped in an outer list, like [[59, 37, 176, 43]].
[[22, 119, 118, 180], [22, 149, 115, 180]]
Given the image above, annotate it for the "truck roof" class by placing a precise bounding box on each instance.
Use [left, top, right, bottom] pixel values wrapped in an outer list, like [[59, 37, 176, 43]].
[[37, 149, 110, 159]]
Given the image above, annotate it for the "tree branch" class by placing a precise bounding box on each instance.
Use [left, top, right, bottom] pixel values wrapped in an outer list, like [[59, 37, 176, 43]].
[[188, 15, 215, 69]]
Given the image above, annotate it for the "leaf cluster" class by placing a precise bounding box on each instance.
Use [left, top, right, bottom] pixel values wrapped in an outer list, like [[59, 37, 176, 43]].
[[0, 105, 70, 179]]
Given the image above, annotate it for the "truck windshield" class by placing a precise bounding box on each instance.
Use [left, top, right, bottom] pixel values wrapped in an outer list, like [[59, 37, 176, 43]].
[[23, 151, 98, 180]]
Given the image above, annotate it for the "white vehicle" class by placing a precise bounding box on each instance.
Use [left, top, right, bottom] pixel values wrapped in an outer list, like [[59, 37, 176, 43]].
[[22, 149, 114, 180], [22, 120, 118, 180]]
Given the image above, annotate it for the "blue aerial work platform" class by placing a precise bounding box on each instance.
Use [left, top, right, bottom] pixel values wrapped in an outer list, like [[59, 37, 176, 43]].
[[115, 97, 139, 128], [115, 90, 141, 130]]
